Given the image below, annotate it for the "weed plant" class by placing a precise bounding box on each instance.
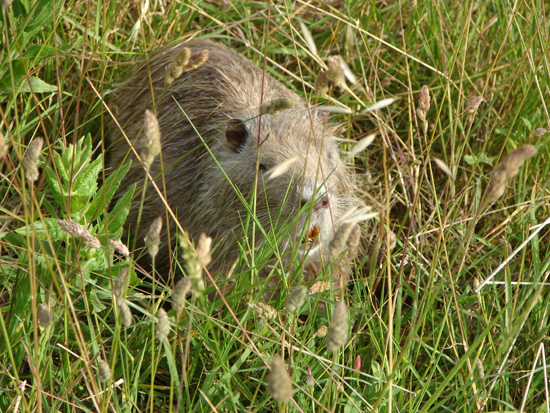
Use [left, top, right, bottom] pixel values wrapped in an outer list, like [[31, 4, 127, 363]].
[[1, 0, 549, 412]]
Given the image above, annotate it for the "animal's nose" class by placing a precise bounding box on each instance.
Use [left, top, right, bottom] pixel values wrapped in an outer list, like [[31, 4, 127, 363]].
[[313, 194, 330, 211]]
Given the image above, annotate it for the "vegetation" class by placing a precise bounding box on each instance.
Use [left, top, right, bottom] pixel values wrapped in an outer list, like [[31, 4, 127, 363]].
[[1, 0, 549, 411]]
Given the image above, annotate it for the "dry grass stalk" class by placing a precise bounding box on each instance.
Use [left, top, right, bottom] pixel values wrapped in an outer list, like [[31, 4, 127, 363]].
[[483, 145, 538, 207], [326, 301, 349, 351], [267, 355, 293, 403], [22, 137, 43, 183], [144, 217, 162, 260], [0, 130, 6, 158]]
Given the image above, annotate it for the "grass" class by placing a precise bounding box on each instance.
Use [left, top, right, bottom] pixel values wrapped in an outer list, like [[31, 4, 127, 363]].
[[1, 0, 549, 411]]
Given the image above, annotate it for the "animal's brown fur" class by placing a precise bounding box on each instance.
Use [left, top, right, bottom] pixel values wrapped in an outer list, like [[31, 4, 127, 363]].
[[107, 39, 363, 288]]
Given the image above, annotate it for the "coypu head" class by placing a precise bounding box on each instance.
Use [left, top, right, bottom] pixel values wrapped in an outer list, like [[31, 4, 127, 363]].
[[201, 106, 356, 266]]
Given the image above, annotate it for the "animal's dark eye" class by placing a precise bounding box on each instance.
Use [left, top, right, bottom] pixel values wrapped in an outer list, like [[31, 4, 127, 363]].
[[258, 162, 268, 172]]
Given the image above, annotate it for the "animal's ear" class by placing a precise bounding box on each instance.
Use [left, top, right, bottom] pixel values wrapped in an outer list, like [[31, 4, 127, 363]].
[[225, 119, 248, 152]]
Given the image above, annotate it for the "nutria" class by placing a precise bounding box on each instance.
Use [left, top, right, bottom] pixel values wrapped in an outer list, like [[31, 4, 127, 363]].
[[107, 38, 363, 291]]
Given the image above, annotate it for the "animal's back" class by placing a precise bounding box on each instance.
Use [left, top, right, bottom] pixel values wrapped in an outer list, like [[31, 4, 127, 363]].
[[107, 38, 358, 284]]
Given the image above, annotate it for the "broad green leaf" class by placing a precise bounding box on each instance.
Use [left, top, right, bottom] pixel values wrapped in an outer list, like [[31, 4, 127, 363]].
[[15, 218, 66, 240], [52, 150, 70, 186], [45, 164, 68, 210], [72, 155, 103, 199], [19, 76, 58, 93], [105, 183, 135, 235], [464, 153, 497, 166], [86, 160, 131, 222]]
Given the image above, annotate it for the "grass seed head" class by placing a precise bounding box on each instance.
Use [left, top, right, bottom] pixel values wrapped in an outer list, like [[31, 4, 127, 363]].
[[140, 110, 161, 170], [165, 47, 191, 85], [314, 325, 328, 338], [165, 48, 208, 85], [22, 137, 43, 183], [306, 365, 315, 388], [314, 71, 330, 95], [416, 85, 430, 133], [179, 231, 207, 294], [58, 220, 101, 249], [315, 56, 345, 95], [310, 281, 331, 294], [419, 85, 430, 113], [259, 97, 295, 116], [58, 219, 86, 237], [345, 223, 361, 259], [110, 239, 129, 257], [484, 145, 538, 207], [326, 301, 349, 352], [354, 355, 361, 371], [37, 303, 51, 328], [97, 360, 111, 382], [328, 222, 360, 261], [249, 302, 277, 321], [286, 286, 308, 313], [476, 358, 485, 379], [186, 49, 209, 71], [533, 128, 548, 137], [172, 277, 191, 313], [267, 355, 293, 404], [82, 233, 101, 249], [156, 308, 170, 340], [113, 268, 129, 299], [144, 217, 162, 260], [464, 96, 484, 114], [118, 300, 133, 328], [326, 56, 345, 87], [196, 233, 212, 267]]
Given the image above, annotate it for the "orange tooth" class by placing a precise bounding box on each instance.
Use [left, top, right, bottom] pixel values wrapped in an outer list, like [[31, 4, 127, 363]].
[[308, 226, 319, 241]]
